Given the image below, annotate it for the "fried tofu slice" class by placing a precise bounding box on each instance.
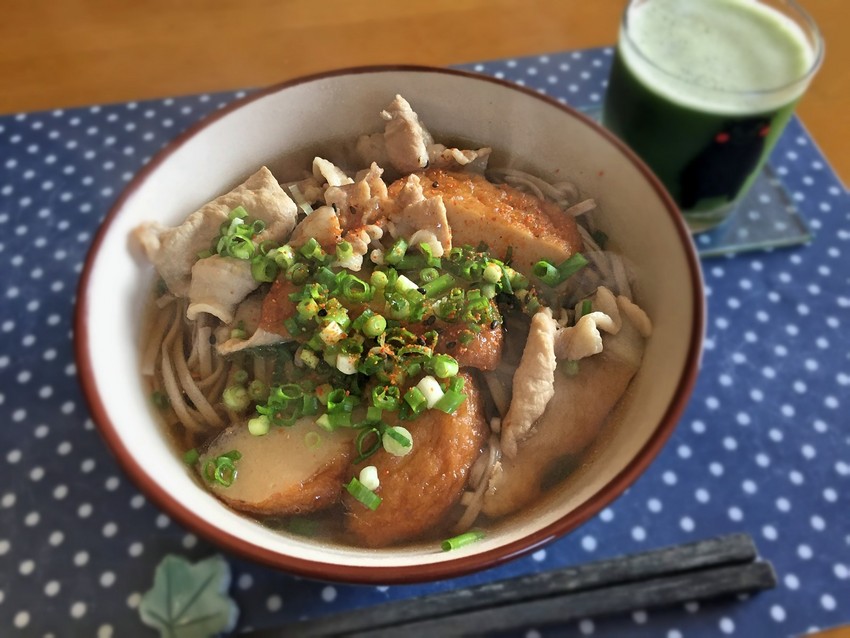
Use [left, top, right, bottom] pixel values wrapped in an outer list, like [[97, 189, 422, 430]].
[[412, 169, 582, 275], [482, 312, 646, 519], [199, 417, 354, 517], [343, 373, 487, 547]]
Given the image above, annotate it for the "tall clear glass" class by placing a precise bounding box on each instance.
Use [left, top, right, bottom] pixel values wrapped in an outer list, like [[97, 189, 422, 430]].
[[602, 0, 824, 232]]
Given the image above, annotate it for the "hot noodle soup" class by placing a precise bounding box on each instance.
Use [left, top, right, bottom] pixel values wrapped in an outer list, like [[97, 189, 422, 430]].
[[133, 95, 652, 549]]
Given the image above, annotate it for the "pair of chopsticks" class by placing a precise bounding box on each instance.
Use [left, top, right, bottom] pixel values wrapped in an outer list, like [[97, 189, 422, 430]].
[[255, 533, 775, 637]]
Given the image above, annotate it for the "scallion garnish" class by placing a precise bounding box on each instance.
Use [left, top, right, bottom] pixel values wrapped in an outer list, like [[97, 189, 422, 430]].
[[354, 427, 383, 463], [441, 529, 485, 551], [403, 386, 428, 415], [422, 273, 456, 298], [248, 414, 270, 436], [345, 477, 382, 510], [222, 385, 250, 412], [203, 450, 241, 487], [382, 426, 413, 457], [384, 238, 408, 265], [562, 360, 580, 377], [556, 253, 588, 281], [250, 255, 278, 283], [533, 260, 560, 286], [151, 390, 170, 409], [182, 448, 199, 465], [433, 389, 467, 414]]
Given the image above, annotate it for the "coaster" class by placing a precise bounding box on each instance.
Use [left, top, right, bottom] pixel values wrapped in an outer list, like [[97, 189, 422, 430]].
[[579, 105, 811, 257]]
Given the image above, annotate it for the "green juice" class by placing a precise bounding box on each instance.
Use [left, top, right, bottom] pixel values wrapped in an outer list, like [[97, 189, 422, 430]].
[[602, 0, 819, 231]]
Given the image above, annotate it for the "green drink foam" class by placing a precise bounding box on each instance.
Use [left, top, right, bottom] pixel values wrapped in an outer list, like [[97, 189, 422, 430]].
[[621, 0, 817, 115]]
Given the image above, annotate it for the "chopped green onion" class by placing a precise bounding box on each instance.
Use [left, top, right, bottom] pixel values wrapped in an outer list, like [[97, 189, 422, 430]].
[[251, 255, 278, 282], [248, 414, 271, 436], [336, 352, 360, 375], [403, 386, 427, 415], [319, 321, 346, 346], [480, 283, 497, 299], [419, 267, 439, 283], [358, 465, 380, 491], [422, 273, 456, 298], [562, 360, 580, 376], [416, 375, 445, 408], [365, 406, 383, 423], [372, 385, 401, 411], [326, 388, 348, 413], [418, 242, 441, 267], [441, 529, 485, 551], [182, 448, 199, 465], [248, 379, 269, 402], [345, 477, 382, 510], [315, 266, 336, 288], [273, 244, 297, 269], [354, 427, 382, 463], [395, 274, 418, 293], [288, 183, 314, 216], [362, 314, 387, 338], [449, 376, 466, 393], [222, 385, 250, 412], [233, 369, 249, 384], [203, 451, 241, 487], [533, 260, 560, 286], [434, 389, 467, 414], [304, 431, 322, 449], [341, 275, 372, 302], [230, 327, 247, 339], [382, 426, 413, 456], [299, 237, 325, 261], [229, 206, 248, 220], [397, 254, 426, 270], [196, 249, 212, 259], [580, 299, 592, 318], [370, 270, 389, 290], [298, 347, 320, 369], [251, 219, 266, 235], [301, 393, 320, 416], [335, 240, 354, 263], [507, 268, 528, 290], [225, 235, 255, 260], [431, 354, 459, 379], [483, 262, 502, 284], [384, 238, 408, 265], [385, 292, 411, 320], [151, 390, 170, 409], [286, 262, 310, 285], [556, 253, 588, 281]]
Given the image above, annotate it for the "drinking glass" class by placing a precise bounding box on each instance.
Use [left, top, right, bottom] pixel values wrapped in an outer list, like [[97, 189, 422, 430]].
[[602, 0, 823, 232]]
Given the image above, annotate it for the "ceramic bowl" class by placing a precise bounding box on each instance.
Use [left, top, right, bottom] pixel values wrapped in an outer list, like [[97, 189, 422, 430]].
[[75, 66, 704, 583]]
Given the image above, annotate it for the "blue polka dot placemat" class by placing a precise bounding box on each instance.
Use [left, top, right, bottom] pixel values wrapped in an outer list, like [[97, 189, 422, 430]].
[[1, 48, 849, 637]]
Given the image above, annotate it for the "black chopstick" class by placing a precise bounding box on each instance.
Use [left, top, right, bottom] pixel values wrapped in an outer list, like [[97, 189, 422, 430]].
[[254, 533, 769, 637], [350, 561, 776, 638]]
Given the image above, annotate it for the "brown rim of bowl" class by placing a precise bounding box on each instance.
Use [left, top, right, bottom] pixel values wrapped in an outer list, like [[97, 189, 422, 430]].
[[74, 64, 705, 585]]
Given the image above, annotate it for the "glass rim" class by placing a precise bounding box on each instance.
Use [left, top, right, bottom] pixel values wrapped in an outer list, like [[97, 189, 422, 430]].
[[621, 0, 825, 98]]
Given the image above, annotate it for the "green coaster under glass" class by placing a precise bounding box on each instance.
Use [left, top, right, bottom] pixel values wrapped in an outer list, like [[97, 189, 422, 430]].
[[579, 105, 811, 258]]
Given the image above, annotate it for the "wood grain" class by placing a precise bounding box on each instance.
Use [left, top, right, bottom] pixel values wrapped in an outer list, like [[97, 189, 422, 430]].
[[0, 1, 846, 183]]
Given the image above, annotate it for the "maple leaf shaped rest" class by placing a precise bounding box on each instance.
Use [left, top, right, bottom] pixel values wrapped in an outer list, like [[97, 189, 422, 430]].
[[140, 554, 239, 638]]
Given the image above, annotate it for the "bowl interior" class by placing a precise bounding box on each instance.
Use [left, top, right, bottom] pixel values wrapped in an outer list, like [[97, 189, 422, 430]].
[[77, 68, 702, 581]]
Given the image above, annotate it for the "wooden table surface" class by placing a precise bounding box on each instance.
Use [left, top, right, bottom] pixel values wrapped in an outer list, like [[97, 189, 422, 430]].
[[1, 1, 847, 184]]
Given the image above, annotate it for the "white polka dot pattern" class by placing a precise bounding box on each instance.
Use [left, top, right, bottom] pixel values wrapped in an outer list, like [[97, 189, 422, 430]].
[[0, 49, 848, 636]]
